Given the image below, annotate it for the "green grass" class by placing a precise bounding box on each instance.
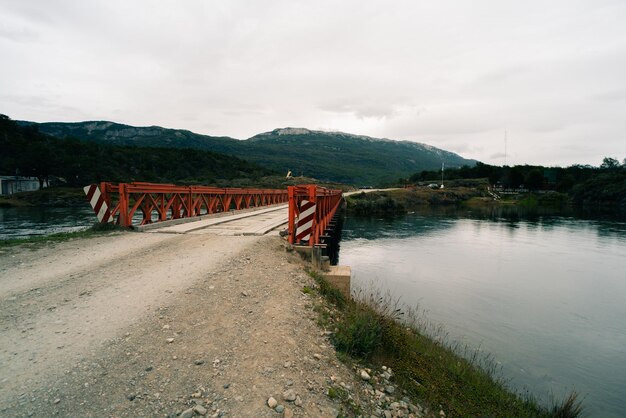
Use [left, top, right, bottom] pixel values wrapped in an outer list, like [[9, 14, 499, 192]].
[[307, 270, 585, 418]]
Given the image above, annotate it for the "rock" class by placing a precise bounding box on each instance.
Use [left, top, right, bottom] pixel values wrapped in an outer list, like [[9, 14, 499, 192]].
[[283, 389, 297, 401], [275, 405, 285, 413], [166, 338, 174, 343], [53, 398, 61, 404], [360, 370, 371, 381], [284, 407, 294, 418], [145, 366, 153, 372], [313, 353, 322, 360], [127, 394, 136, 401], [385, 385, 395, 395], [283, 361, 292, 368], [294, 395, 302, 406], [241, 291, 249, 297], [439, 410, 446, 417], [180, 408, 194, 418], [194, 359, 205, 365], [194, 405, 208, 416], [163, 324, 170, 329], [267, 397, 278, 408], [223, 383, 230, 389]]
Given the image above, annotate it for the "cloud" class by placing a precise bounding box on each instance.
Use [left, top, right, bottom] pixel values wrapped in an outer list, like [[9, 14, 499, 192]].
[[0, 0, 625, 166]]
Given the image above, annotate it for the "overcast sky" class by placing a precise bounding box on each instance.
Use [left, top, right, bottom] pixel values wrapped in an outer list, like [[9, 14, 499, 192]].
[[1, 1, 625, 166]]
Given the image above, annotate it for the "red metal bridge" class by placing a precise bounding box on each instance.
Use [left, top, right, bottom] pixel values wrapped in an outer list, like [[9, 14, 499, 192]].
[[84, 182, 343, 247]]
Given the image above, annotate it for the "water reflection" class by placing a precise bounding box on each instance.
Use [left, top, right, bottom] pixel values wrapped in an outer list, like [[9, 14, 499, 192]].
[[340, 208, 626, 418]]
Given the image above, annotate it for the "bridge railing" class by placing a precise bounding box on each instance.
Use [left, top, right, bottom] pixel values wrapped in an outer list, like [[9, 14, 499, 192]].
[[84, 181, 288, 227], [288, 185, 343, 246]]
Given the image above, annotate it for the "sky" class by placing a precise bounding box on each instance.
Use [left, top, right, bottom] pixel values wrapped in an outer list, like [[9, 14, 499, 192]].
[[1, 0, 625, 167]]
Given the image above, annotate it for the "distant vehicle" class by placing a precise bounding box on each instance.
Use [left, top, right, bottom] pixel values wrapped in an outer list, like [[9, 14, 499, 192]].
[[361, 186, 374, 189], [427, 183, 440, 189]]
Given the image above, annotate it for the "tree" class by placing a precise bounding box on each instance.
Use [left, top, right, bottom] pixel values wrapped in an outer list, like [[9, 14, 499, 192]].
[[600, 157, 620, 170], [524, 169, 544, 191]]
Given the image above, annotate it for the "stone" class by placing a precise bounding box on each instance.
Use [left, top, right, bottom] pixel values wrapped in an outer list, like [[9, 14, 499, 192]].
[[284, 407, 294, 418], [284, 361, 291, 368], [283, 389, 297, 401], [194, 359, 205, 365], [313, 353, 322, 360], [194, 405, 208, 416], [267, 397, 278, 408], [439, 410, 446, 417], [166, 338, 174, 343], [127, 394, 136, 401], [294, 395, 302, 406], [385, 385, 395, 395], [223, 383, 230, 389], [53, 398, 61, 404], [360, 370, 371, 381], [145, 366, 153, 372], [275, 405, 285, 413], [180, 408, 194, 418]]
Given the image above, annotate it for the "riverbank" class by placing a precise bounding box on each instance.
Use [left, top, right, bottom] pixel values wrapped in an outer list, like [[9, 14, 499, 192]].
[[308, 270, 582, 418], [0, 187, 87, 208], [345, 187, 584, 217]]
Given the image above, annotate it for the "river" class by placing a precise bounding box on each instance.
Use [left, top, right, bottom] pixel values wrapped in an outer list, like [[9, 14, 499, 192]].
[[339, 208, 626, 418], [0, 206, 95, 240]]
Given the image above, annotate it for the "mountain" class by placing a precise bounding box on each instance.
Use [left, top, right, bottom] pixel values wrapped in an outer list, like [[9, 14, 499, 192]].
[[20, 121, 476, 185]]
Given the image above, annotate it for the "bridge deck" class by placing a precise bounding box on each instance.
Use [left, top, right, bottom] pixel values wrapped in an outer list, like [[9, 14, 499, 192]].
[[147, 204, 288, 236]]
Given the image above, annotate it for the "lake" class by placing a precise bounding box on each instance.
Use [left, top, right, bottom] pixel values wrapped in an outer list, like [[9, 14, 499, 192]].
[[339, 208, 626, 418]]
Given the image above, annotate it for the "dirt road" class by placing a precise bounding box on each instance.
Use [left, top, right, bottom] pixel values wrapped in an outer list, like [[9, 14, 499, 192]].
[[0, 231, 375, 417]]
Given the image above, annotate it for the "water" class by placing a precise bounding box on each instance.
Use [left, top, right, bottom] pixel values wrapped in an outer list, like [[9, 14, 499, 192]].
[[0, 206, 96, 240], [339, 210, 626, 418]]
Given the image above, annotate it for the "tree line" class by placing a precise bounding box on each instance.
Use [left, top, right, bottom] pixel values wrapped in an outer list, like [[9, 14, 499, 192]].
[[0, 114, 274, 188], [406, 159, 626, 208]]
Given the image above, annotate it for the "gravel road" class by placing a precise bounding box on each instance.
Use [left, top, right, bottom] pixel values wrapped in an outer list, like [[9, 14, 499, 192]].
[[0, 232, 377, 417]]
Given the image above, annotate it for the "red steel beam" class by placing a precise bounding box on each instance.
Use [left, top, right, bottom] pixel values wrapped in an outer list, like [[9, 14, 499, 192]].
[[287, 185, 343, 246], [86, 182, 289, 227]]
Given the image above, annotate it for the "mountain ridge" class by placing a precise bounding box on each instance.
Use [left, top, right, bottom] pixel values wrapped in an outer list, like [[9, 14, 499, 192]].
[[19, 120, 476, 185]]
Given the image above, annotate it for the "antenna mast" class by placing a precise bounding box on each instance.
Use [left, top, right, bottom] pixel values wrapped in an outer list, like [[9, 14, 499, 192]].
[[504, 130, 508, 166]]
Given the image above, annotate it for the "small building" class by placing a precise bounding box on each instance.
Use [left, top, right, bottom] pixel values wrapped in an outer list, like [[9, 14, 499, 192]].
[[0, 176, 41, 195]]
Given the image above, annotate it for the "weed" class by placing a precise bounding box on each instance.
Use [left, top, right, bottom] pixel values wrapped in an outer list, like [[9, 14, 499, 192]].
[[308, 272, 584, 418]]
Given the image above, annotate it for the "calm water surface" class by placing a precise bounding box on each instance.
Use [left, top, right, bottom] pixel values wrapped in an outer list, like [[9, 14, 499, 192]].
[[0, 206, 95, 239], [339, 210, 626, 418]]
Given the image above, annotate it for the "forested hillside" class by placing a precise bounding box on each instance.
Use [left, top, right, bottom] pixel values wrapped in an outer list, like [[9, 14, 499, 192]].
[[22, 121, 475, 185], [1, 115, 274, 187]]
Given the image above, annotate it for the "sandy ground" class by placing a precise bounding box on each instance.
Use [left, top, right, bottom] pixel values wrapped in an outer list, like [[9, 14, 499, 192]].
[[0, 232, 372, 417]]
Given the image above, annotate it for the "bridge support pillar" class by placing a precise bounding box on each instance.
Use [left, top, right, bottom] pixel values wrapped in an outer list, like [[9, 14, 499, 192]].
[[323, 265, 351, 300]]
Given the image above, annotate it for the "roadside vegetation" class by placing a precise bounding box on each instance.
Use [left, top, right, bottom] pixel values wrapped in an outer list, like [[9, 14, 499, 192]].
[[307, 270, 585, 418]]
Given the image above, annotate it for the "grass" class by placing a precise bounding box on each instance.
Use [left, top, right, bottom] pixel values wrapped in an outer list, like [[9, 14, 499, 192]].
[[0, 222, 128, 249], [307, 270, 585, 418]]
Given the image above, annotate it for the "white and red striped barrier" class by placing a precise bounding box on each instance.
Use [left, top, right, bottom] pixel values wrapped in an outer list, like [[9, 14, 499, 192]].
[[295, 200, 316, 242], [83, 184, 113, 223], [288, 185, 343, 246]]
